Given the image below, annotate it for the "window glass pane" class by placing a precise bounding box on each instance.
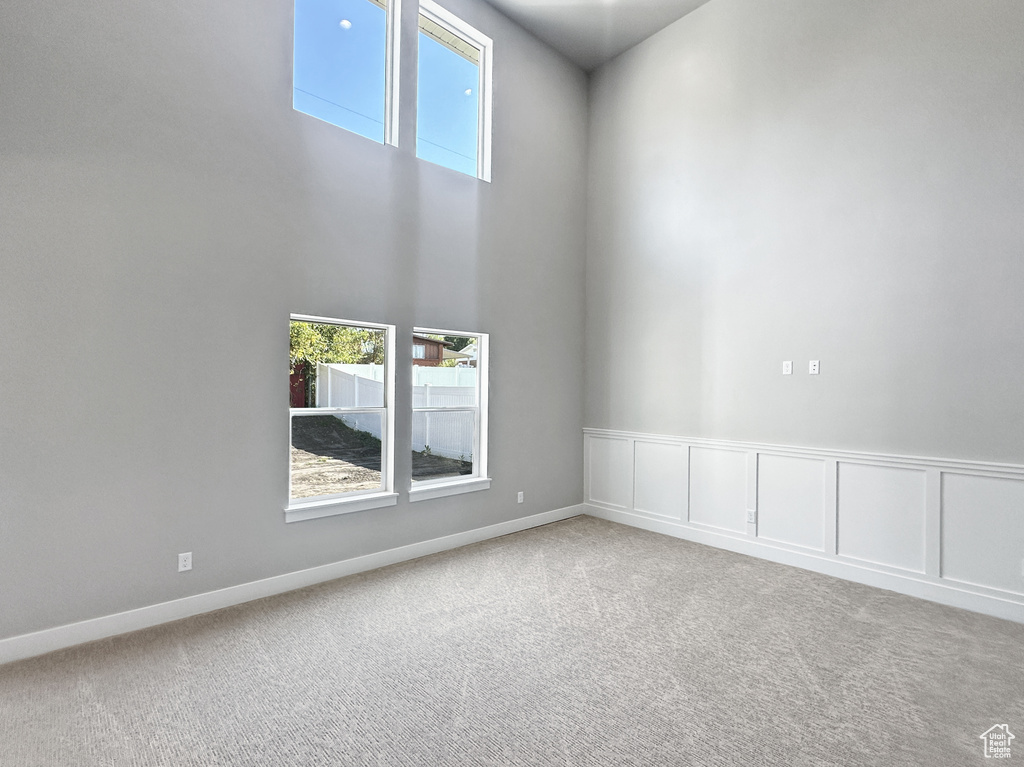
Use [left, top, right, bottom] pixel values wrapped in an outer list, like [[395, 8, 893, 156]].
[[315, 363, 386, 408], [290, 411, 384, 499], [411, 334, 477, 373], [294, 0, 387, 143], [411, 332, 479, 484], [290, 320, 386, 408], [412, 371, 478, 407], [411, 410, 474, 481], [416, 17, 479, 176]]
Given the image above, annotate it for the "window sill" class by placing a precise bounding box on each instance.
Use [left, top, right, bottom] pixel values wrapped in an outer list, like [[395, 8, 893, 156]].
[[285, 491, 398, 523], [408, 477, 491, 503]]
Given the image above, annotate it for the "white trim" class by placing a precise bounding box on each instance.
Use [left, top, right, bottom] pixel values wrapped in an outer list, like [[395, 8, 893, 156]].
[[584, 427, 1024, 477], [290, 314, 393, 331], [411, 327, 488, 484], [584, 504, 1024, 625], [285, 491, 399, 522], [475, 333, 489, 478], [0, 505, 586, 666], [924, 467, 942, 577], [384, 0, 401, 147], [824, 458, 838, 555], [476, 22, 492, 182], [416, 0, 492, 181], [409, 476, 491, 501], [384, 325, 396, 495], [288, 315, 396, 516], [291, 406, 384, 416], [584, 428, 1024, 625]]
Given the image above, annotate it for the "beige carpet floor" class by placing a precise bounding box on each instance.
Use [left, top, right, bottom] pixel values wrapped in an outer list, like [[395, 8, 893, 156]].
[[1, 515, 1023, 766]]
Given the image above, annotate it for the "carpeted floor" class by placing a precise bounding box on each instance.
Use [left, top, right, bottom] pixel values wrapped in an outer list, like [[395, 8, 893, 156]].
[[1, 515, 1022, 766]]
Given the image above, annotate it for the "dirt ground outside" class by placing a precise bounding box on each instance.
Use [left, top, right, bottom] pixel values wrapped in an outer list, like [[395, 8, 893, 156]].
[[290, 415, 471, 499]]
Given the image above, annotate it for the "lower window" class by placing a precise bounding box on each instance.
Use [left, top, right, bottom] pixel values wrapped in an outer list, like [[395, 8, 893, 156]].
[[410, 328, 489, 500], [288, 314, 396, 519]]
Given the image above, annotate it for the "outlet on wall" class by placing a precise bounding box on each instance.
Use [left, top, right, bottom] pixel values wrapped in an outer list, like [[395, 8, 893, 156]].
[[809, 360, 820, 375], [782, 361, 792, 375], [517, 491, 524, 503], [178, 552, 192, 572], [746, 509, 757, 524]]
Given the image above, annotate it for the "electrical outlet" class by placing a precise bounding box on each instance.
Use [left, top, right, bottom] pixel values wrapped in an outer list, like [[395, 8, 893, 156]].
[[782, 361, 793, 375], [746, 509, 757, 524], [517, 491, 524, 504], [809, 360, 820, 375], [178, 552, 192, 572]]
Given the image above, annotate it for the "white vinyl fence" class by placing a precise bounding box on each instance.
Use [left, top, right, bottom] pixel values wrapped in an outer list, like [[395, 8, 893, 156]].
[[316, 364, 385, 408], [315, 364, 478, 461]]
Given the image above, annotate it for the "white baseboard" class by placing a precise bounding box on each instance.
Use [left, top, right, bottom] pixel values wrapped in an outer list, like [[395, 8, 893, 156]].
[[0, 505, 585, 666], [585, 504, 1024, 623]]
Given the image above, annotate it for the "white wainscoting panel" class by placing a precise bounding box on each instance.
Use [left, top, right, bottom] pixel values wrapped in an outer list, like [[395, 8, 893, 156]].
[[942, 473, 1024, 595], [757, 454, 826, 551], [587, 436, 633, 509], [837, 463, 926, 573], [583, 428, 1024, 625], [633, 440, 686, 519], [689, 447, 748, 533]]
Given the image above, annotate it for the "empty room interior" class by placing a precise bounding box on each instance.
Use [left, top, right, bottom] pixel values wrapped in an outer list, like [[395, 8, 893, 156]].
[[3, 0, 1024, 764]]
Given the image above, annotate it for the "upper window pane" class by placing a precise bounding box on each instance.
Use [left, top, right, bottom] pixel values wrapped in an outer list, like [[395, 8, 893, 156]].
[[294, 0, 388, 143], [416, 6, 489, 178], [289, 320, 386, 409]]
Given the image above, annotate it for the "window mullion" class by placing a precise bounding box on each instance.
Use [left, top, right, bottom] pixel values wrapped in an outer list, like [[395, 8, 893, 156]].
[[385, 0, 402, 146]]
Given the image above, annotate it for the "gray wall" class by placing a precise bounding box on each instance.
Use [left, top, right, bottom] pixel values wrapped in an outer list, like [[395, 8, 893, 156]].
[[587, 0, 1024, 463], [0, 0, 587, 639]]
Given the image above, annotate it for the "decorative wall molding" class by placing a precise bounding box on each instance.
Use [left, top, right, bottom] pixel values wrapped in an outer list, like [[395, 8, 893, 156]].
[[0, 505, 585, 666], [584, 428, 1024, 624]]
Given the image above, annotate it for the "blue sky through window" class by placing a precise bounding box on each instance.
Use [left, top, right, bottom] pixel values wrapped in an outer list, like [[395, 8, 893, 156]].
[[294, 0, 387, 143], [294, 0, 483, 175], [416, 31, 479, 176]]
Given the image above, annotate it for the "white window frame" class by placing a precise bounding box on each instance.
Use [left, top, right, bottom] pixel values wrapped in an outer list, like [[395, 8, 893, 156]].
[[409, 328, 490, 502], [286, 314, 397, 522], [383, 0, 402, 146], [416, 0, 493, 181], [292, 0, 401, 147]]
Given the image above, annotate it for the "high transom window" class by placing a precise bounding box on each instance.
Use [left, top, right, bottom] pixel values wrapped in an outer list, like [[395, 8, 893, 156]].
[[416, 3, 492, 179], [293, 0, 400, 145]]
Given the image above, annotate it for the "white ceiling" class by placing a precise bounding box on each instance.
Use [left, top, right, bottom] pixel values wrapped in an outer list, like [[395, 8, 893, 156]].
[[484, 0, 714, 71]]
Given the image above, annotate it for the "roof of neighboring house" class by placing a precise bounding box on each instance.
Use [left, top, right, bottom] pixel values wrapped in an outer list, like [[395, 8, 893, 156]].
[[412, 334, 453, 347]]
